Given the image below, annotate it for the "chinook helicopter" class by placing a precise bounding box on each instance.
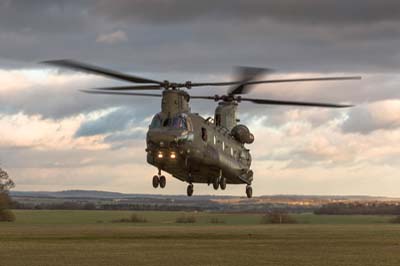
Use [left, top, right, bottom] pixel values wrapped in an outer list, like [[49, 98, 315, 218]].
[[43, 60, 360, 198]]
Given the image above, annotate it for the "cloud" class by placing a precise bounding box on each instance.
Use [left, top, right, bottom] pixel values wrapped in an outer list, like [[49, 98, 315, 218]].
[[96, 30, 128, 44], [0, 70, 161, 119], [75, 107, 138, 137], [104, 129, 146, 143], [342, 100, 400, 134]]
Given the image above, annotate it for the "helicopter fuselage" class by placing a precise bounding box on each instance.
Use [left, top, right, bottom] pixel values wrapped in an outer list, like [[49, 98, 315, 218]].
[[145, 89, 253, 187], [146, 113, 253, 185]]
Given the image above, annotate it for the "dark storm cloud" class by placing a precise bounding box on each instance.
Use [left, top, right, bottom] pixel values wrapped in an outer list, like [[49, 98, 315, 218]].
[[0, 0, 399, 73], [0, 0, 90, 33], [95, 0, 400, 25]]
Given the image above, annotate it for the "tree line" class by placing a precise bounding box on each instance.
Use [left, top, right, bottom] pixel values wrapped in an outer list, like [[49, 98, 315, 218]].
[[314, 202, 400, 215]]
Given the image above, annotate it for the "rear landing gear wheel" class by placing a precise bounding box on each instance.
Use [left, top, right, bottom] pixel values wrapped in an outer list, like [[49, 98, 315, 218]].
[[219, 177, 227, 190], [159, 175, 166, 188], [187, 184, 194, 197], [246, 185, 252, 198], [152, 175, 159, 188], [213, 177, 219, 190]]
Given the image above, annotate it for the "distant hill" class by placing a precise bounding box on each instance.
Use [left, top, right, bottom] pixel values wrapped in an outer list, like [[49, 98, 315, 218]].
[[10, 190, 399, 201], [10, 190, 233, 200], [10, 190, 400, 213]]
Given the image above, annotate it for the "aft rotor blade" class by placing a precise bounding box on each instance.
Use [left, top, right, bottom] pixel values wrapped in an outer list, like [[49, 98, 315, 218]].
[[241, 97, 353, 108], [93, 85, 162, 91], [81, 90, 162, 97], [42, 59, 163, 85], [190, 76, 361, 88], [228, 66, 274, 96]]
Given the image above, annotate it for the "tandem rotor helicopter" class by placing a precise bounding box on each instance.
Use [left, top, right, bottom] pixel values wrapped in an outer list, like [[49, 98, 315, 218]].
[[43, 60, 360, 198]]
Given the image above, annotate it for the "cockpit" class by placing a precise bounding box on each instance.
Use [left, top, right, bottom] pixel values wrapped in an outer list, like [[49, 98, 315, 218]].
[[150, 113, 192, 131]]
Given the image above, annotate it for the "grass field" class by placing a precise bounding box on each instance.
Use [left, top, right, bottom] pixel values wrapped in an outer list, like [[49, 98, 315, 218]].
[[0, 210, 400, 266]]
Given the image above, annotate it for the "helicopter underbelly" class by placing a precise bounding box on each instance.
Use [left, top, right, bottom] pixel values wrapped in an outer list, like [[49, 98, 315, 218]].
[[146, 146, 251, 185]]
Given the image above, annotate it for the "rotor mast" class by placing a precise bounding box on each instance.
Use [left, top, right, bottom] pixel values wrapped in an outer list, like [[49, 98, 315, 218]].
[[161, 90, 190, 116], [215, 101, 238, 131]]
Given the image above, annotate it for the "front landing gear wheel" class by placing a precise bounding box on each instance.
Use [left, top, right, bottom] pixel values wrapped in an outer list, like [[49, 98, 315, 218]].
[[213, 177, 219, 190], [187, 184, 194, 197], [219, 177, 227, 190], [246, 185, 252, 198], [159, 175, 166, 188], [152, 175, 159, 188]]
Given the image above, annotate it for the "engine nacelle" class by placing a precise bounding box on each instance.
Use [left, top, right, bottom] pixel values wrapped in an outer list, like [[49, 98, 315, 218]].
[[231, 125, 254, 144]]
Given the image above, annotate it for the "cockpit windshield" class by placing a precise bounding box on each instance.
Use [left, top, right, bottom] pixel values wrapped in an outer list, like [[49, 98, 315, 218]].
[[171, 116, 187, 130], [150, 113, 191, 130]]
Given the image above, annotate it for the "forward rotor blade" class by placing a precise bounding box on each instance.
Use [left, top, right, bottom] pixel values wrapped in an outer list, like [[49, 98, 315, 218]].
[[190, 76, 361, 88], [42, 59, 163, 85], [80, 90, 162, 97], [190, 96, 216, 100], [241, 97, 353, 108], [93, 85, 162, 91]]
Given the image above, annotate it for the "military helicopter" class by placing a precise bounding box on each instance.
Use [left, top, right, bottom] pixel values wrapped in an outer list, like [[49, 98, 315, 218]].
[[43, 60, 360, 198]]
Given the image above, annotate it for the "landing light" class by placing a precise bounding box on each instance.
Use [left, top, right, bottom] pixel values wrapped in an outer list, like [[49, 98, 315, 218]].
[[170, 152, 176, 159], [157, 152, 163, 159]]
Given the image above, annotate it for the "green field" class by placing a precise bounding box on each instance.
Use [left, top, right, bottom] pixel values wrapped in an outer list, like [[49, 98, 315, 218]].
[[0, 210, 400, 266]]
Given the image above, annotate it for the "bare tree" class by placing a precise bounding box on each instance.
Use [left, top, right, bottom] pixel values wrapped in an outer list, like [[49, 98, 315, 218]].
[[0, 168, 15, 192], [0, 168, 15, 221]]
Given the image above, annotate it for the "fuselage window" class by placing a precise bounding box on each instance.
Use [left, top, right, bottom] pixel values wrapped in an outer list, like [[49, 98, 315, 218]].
[[213, 135, 216, 145], [222, 141, 225, 151], [230, 147, 233, 156], [201, 127, 208, 142]]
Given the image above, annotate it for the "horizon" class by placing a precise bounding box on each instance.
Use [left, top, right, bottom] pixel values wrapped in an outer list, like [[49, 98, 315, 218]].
[[10, 189, 400, 199]]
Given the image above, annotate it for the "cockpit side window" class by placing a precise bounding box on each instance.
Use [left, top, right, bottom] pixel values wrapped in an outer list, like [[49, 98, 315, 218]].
[[150, 114, 162, 129]]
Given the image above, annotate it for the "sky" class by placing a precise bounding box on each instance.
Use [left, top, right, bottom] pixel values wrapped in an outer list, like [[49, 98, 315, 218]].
[[1, 0, 400, 196]]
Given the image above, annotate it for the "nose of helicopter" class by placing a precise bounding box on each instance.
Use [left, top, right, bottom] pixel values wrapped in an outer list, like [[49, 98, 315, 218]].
[[147, 129, 191, 147]]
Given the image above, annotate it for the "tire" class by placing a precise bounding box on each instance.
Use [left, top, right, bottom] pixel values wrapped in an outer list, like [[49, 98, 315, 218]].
[[187, 184, 194, 197], [152, 175, 159, 188], [220, 177, 227, 190], [246, 186, 252, 198], [159, 175, 166, 188], [213, 177, 219, 190]]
